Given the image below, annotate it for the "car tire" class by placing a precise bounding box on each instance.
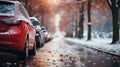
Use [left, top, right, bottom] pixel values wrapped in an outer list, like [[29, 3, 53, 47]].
[[23, 39, 29, 60], [40, 43, 44, 47], [36, 36, 41, 48], [29, 41, 36, 56], [18, 39, 29, 61]]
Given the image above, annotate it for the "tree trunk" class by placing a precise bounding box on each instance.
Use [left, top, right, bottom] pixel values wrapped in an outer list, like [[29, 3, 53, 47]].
[[25, 0, 28, 9], [111, 7, 119, 43], [87, 0, 92, 40], [107, 0, 119, 43], [78, 5, 84, 38]]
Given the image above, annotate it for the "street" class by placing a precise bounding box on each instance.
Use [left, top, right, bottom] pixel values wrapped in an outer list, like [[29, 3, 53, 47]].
[[28, 37, 120, 67], [0, 0, 120, 67]]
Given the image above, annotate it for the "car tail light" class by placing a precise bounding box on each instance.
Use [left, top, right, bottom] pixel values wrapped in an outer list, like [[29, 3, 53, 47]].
[[3, 18, 20, 25], [47, 34, 51, 38]]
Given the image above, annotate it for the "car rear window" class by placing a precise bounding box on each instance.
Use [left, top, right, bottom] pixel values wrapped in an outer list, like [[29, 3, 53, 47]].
[[0, 1, 15, 16]]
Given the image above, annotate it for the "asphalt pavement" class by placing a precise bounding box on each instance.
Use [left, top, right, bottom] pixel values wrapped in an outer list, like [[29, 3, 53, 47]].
[[28, 37, 120, 67]]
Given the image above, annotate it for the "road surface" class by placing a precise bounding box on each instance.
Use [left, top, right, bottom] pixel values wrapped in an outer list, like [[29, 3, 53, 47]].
[[28, 37, 120, 67]]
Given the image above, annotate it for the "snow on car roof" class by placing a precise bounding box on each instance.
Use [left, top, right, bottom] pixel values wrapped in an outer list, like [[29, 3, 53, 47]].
[[0, 0, 31, 23], [29, 17, 39, 22], [0, 0, 20, 4]]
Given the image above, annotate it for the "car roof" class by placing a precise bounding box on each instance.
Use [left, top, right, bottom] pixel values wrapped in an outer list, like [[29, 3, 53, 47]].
[[29, 17, 39, 22], [0, 0, 31, 24]]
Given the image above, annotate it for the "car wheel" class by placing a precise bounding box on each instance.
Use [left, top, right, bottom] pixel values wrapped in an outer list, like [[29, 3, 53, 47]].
[[18, 39, 29, 61], [36, 36, 41, 48], [29, 41, 36, 56], [40, 43, 44, 47], [40, 38, 45, 47], [23, 39, 29, 60]]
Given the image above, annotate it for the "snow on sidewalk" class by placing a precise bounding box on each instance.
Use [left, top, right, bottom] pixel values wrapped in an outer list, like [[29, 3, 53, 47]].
[[65, 37, 120, 56]]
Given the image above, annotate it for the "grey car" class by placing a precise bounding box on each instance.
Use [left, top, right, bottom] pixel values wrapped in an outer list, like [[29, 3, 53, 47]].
[[30, 17, 45, 47]]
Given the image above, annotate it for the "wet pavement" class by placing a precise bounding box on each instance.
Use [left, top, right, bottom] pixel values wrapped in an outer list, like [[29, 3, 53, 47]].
[[28, 37, 120, 67]]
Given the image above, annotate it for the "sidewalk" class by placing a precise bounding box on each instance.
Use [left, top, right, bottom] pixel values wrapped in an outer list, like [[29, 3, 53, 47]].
[[66, 37, 120, 56]]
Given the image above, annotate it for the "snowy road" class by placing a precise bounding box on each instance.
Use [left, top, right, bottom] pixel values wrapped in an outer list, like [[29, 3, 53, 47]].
[[28, 37, 120, 67]]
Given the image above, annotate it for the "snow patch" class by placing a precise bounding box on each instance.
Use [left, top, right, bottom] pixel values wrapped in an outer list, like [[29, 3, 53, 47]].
[[66, 38, 120, 56]]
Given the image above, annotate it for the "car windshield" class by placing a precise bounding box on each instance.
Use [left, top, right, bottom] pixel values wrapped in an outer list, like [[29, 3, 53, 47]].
[[30, 19, 39, 26], [0, 2, 15, 16]]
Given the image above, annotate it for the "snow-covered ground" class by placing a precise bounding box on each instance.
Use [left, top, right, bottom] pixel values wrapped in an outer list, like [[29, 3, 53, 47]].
[[66, 37, 120, 56]]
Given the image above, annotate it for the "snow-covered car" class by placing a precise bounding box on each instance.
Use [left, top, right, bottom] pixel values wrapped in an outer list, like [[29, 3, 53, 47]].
[[0, 1, 36, 60], [30, 17, 45, 47]]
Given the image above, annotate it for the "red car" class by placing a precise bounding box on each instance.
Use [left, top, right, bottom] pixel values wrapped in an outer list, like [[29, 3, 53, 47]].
[[0, 1, 36, 60]]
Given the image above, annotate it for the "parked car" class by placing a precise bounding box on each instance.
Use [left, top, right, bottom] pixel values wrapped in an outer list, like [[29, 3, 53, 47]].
[[30, 17, 45, 47], [45, 32, 53, 42], [0, 1, 36, 60], [41, 27, 53, 42]]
